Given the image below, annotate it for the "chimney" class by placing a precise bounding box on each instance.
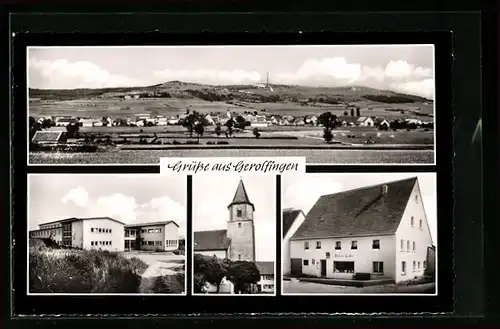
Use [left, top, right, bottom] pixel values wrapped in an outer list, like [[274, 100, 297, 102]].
[[381, 185, 388, 195]]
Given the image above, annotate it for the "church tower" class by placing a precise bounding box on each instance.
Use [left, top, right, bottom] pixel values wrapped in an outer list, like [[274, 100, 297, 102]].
[[226, 179, 256, 262]]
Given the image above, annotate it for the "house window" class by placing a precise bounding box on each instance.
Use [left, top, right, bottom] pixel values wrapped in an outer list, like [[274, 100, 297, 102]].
[[372, 239, 380, 250], [373, 261, 384, 274], [418, 261, 421, 269], [419, 219, 423, 229], [423, 261, 427, 269], [91, 228, 94, 233], [406, 240, 410, 250], [303, 259, 309, 266], [334, 261, 354, 273], [351, 241, 358, 250], [237, 209, 242, 217], [91, 241, 94, 246], [401, 239, 404, 250], [99, 228, 102, 233], [413, 241, 416, 251], [413, 261, 416, 271], [415, 195, 419, 203], [238, 223, 242, 228], [335, 241, 341, 250], [411, 216, 414, 226], [147, 241, 154, 245], [316, 241, 321, 249], [304, 241, 309, 250], [401, 261, 407, 275], [312, 259, 315, 265]]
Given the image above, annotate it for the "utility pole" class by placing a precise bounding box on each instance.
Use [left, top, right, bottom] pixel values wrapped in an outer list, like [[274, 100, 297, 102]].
[[266, 72, 269, 88]]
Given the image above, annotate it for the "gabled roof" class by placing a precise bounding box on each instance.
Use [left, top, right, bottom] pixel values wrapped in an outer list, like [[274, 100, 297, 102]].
[[125, 220, 179, 228], [39, 216, 126, 226], [227, 179, 255, 210], [194, 229, 231, 251], [32, 131, 65, 142], [291, 177, 418, 240], [282, 209, 304, 236], [255, 261, 274, 275]]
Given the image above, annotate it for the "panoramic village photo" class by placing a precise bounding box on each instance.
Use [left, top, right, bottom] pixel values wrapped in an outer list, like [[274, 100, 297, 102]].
[[192, 174, 276, 295], [282, 173, 437, 295], [28, 45, 435, 165], [27, 174, 186, 294]]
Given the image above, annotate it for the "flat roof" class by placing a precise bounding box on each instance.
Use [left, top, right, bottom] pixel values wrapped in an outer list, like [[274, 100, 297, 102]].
[[38, 216, 126, 226], [124, 220, 179, 228]]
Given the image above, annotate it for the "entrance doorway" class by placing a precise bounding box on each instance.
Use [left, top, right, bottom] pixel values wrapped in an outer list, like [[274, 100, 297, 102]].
[[320, 259, 327, 277]]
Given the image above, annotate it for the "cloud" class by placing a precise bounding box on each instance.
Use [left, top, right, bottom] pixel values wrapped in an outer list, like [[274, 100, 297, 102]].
[[29, 58, 143, 89], [276, 57, 362, 85], [389, 78, 434, 99], [154, 69, 261, 85], [93, 193, 139, 224], [283, 176, 343, 215], [147, 195, 186, 237], [384, 60, 433, 80], [61, 186, 89, 207]]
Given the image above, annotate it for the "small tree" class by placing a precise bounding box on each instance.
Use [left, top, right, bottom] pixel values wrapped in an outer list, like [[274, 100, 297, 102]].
[[66, 119, 80, 138], [215, 123, 222, 137], [356, 107, 361, 117], [194, 122, 205, 143], [252, 127, 261, 139], [323, 127, 333, 143], [343, 110, 349, 116], [224, 119, 234, 138], [350, 108, 354, 116], [234, 115, 250, 130], [226, 261, 261, 294], [194, 273, 207, 293]]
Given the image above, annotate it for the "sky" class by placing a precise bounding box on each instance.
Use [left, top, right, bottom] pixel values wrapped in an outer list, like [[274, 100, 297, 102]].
[[282, 173, 437, 244], [193, 173, 276, 262], [28, 45, 434, 99], [28, 174, 187, 238]]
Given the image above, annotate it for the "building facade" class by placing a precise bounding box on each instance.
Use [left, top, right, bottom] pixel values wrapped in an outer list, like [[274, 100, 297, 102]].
[[29, 217, 180, 253], [282, 208, 306, 275], [288, 177, 435, 283]]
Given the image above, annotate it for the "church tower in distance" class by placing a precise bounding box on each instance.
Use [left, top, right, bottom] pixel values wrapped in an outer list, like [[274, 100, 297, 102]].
[[226, 179, 256, 262]]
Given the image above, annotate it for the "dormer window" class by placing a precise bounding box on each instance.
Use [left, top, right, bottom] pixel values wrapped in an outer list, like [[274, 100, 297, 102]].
[[236, 209, 242, 217]]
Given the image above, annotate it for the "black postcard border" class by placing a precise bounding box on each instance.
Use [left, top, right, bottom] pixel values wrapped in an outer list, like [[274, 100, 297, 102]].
[[5, 7, 486, 325]]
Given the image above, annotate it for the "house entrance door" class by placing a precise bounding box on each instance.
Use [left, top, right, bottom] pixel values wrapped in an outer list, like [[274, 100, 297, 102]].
[[320, 259, 327, 277]]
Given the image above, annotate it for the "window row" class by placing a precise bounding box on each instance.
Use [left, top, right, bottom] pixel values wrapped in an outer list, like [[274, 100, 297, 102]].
[[91, 241, 112, 246], [91, 228, 112, 233], [302, 260, 385, 274], [166, 240, 178, 247], [400, 239, 418, 252], [141, 228, 162, 234], [32, 229, 61, 236], [401, 260, 427, 275], [141, 240, 163, 246], [409, 216, 424, 229], [304, 240, 381, 250]]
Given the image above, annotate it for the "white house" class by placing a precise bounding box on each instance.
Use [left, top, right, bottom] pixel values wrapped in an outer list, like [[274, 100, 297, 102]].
[[282, 208, 306, 275], [29, 217, 181, 253], [356, 117, 375, 127], [288, 177, 435, 283], [256, 261, 275, 293]]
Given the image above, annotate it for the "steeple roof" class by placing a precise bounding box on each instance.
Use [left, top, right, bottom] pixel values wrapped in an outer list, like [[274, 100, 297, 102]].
[[228, 179, 255, 210]]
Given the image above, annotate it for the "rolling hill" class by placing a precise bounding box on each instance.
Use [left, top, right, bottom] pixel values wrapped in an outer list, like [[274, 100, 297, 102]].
[[29, 81, 432, 105]]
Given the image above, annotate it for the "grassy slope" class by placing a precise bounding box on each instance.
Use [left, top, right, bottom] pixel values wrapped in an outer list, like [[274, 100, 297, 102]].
[[29, 81, 433, 118]]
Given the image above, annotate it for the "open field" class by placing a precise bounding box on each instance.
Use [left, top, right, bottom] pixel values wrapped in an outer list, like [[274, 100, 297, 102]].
[[30, 98, 433, 120], [30, 149, 434, 164], [283, 280, 436, 294]]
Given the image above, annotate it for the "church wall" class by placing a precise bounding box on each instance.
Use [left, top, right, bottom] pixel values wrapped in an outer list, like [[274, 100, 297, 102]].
[[227, 220, 255, 262]]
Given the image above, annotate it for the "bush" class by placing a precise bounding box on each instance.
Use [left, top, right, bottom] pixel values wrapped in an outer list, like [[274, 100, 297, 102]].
[[353, 272, 371, 280], [217, 141, 229, 145], [29, 249, 147, 293]]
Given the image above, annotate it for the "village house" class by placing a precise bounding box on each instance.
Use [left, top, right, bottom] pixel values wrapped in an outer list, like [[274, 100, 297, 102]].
[[194, 179, 274, 294], [282, 208, 306, 275], [29, 217, 180, 253], [256, 261, 275, 293], [205, 114, 215, 125], [156, 116, 168, 126], [339, 116, 358, 126], [55, 117, 74, 127], [356, 116, 375, 127], [288, 177, 435, 283], [374, 117, 390, 129]]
